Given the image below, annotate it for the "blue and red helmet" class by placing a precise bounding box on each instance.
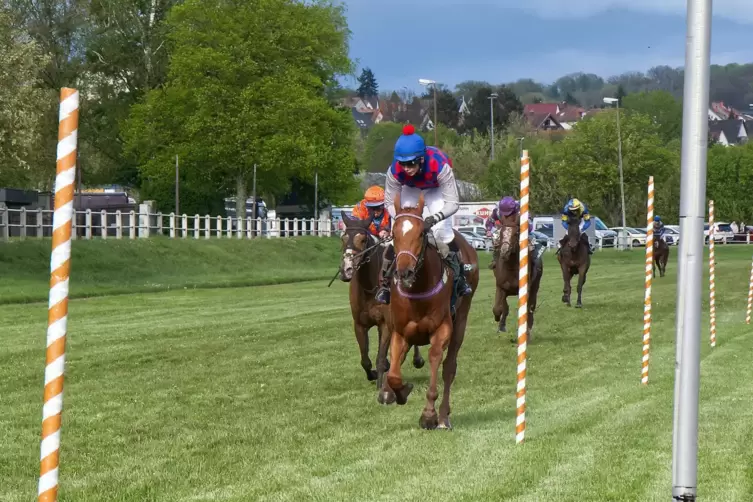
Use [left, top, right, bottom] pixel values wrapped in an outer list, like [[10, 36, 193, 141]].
[[393, 124, 426, 163]]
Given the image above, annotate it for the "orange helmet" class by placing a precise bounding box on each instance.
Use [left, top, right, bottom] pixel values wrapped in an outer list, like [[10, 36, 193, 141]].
[[364, 185, 385, 207]]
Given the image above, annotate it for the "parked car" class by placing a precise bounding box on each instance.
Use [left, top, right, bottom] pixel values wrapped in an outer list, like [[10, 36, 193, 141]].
[[704, 222, 735, 243], [459, 230, 488, 251], [592, 217, 617, 248], [532, 215, 616, 248], [530, 230, 551, 249], [635, 226, 676, 246], [663, 226, 680, 245], [733, 225, 753, 243], [457, 225, 492, 248], [610, 226, 647, 247]]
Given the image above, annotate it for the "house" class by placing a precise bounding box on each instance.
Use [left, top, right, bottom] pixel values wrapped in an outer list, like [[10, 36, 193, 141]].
[[708, 119, 749, 146], [523, 103, 564, 130], [351, 107, 374, 133], [708, 101, 753, 122], [457, 95, 471, 127]]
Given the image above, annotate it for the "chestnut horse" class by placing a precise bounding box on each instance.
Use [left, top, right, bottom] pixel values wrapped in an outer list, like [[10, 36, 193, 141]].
[[557, 214, 591, 308], [492, 213, 544, 338], [338, 213, 424, 384], [377, 193, 479, 430], [653, 237, 669, 278]]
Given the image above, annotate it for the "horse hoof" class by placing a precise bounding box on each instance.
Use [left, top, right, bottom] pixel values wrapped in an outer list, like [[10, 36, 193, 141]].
[[575, 303, 582, 309], [419, 413, 439, 430], [413, 357, 425, 369], [377, 389, 396, 405], [561, 295, 567, 303], [498, 324, 506, 333], [366, 370, 378, 382], [438, 418, 453, 430], [395, 383, 413, 405]]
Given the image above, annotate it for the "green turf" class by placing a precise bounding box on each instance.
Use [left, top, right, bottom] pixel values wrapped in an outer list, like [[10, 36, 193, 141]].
[[0, 236, 341, 304], [2, 246, 753, 501]]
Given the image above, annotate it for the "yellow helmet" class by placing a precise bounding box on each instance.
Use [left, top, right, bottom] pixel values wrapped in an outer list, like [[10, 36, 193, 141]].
[[568, 198, 583, 212]]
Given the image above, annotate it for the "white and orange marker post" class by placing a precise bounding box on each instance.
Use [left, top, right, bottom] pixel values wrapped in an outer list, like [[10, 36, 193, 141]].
[[642, 176, 654, 385], [708, 200, 716, 348], [38, 88, 79, 502], [746, 257, 753, 324], [516, 150, 530, 444]]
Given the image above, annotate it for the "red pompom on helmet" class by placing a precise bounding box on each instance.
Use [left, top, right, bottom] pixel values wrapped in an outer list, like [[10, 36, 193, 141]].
[[402, 124, 415, 135]]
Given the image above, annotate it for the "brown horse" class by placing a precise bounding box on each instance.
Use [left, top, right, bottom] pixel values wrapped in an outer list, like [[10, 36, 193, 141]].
[[557, 214, 591, 308], [338, 213, 424, 384], [492, 213, 544, 338], [377, 192, 479, 430], [653, 236, 669, 278]]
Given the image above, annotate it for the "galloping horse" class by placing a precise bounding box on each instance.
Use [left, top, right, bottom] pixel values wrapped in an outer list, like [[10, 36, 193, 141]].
[[557, 214, 591, 308], [338, 213, 424, 384], [653, 236, 669, 278], [492, 213, 544, 338], [378, 193, 479, 430]]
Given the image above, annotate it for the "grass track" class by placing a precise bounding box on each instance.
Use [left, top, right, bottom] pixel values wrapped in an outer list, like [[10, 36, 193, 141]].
[[2, 246, 753, 501]]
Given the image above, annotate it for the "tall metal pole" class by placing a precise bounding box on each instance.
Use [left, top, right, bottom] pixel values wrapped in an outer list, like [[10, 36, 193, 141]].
[[489, 94, 497, 160], [314, 170, 319, 220], [671, 0, 712, 499], [251, 164, 257, 220], [175, 154, 179, 214], [616, 104, 627, 249], [432, 84, 438, 146]]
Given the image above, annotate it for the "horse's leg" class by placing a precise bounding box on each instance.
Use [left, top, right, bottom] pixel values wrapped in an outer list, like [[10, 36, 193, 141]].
[[527, 266, 540, 341], [354, 322, 376, 381], [378, 331, 413, 406], [492, 285, 504, 328], [498, 291, 509, 333], [562, 268, 572, 306], [376, 322, 391, 390], [420, 320, 452, 430], [439, 316, 467, 429], [412, 345, 425, 369], [575, 267, 586, 308]]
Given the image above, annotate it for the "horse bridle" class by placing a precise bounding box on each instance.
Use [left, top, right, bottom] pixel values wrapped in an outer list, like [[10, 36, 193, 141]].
[[393, 213, 429, 275], [342, 226, 381, 272]]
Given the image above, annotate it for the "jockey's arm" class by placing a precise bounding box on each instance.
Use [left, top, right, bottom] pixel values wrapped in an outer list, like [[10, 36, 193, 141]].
[[561, 213, 569, 229], [432, 166, 460, 221], [384, 171, 401, 219], [485, 208, 499, 232], [581, 211, 592, 231]]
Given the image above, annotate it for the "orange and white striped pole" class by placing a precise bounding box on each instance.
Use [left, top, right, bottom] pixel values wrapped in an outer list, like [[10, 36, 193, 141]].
[[516, 149, 529, 444], [642, 177, 654, 385], [746, 257, 753, 324], [38, 88, 78, 502], [709, 200, 716, 348]]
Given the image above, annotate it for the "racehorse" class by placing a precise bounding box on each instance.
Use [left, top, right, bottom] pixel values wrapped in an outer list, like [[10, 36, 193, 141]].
[[653, 236, 669, 278], [557, 214, 591, 308], [492, 213, 543, 339], [338, 213, 424, 384], [377, 193, 479, 430]]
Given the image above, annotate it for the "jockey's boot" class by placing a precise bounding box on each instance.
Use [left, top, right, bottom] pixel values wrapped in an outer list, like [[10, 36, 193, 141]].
[[448, 239, 473, 297], [488, 247, 499, 269], [375, 244, 394, 304]]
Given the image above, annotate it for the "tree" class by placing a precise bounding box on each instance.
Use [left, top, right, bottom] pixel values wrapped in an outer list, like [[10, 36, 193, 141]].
[[431, 88, 460, 129], [615, 84, 627, 105], [122, 0, 357, 218], [357, 67, 378, 99], [621, 90, 683, 144], [463, 85, 523, 134], [0, 10, 51, 188]]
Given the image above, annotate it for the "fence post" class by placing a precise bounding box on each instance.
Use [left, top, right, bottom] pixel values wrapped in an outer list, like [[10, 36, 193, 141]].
[[36, 208, 43, 238], [138, 203, 152, 238], [0, 206, 7, 241], [225, 217, 232, 237], [246, 217, 252, 238], [20, 207, 27, 239], [194, 214, 200, 239], [115, 210, 123, 239], [85, 209, 92, 239], [129, 210, 136, 239], [181, 214, 188, 238], [70, 210, 77, 240], [157, 212, 163, 236], [100, 210, 107, 239], [169, 212, 176, 238], [293, 218, 299, 237], [204, 215, 210, 239], [216, 215, 222, 237]]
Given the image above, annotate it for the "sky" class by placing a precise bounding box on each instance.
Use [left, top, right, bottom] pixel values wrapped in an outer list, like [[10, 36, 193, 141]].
[[339, 0, 753, 93]]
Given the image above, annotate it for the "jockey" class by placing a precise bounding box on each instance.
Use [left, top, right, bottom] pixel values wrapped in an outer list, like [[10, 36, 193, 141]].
[[351, 185, 391, 239], [375, 124, 473, 304], [485, 196, 541, 269], [653, 215, 666, 243], [560, 197, 594, 254]]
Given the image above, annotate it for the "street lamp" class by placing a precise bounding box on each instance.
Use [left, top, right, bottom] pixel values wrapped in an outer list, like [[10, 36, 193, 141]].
[[488, 92, 498, 160], [604, 96, 627, 250], [419, 78, 438, 145]]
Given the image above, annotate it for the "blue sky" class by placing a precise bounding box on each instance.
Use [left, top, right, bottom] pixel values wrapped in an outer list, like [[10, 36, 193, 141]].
[[339, 0, 753, 93]]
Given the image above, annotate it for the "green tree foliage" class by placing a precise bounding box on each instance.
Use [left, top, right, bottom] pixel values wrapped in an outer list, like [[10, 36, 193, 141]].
[[357, 67, 378, 99], [425, 88, 460, 129], [463, 85, 523, 134], [122, 0, 357, 216], [0, 9, 51, 188], [706, 142, 753, 223], [361, 122, 404, 173], [622, 90, 683, 144]]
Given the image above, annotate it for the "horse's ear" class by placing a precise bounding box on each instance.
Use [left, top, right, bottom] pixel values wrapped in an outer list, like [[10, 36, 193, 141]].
[[342, 212, 353, 224], [394, 192, 402, 215], [417, 192, 425, 214]]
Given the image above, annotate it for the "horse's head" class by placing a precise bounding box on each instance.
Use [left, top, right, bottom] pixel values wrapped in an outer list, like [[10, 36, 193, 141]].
[[338, 212, 374, 282], [498, 213, 520, 261], [566, 214, 581, 248], [392, 192, 426, 289]]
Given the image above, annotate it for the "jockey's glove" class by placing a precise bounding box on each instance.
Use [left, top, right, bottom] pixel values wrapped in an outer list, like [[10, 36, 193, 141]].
[[423, 215, 438, 230]]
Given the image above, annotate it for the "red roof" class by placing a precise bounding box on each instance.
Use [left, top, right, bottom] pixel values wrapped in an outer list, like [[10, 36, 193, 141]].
[[524, 103, 559, 115]]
